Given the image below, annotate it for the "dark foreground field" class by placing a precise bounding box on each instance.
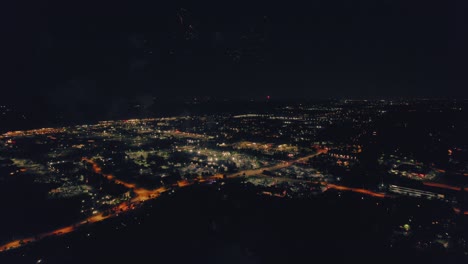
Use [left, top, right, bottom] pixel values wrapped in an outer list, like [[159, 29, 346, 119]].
[[0, 180, 464, 264]]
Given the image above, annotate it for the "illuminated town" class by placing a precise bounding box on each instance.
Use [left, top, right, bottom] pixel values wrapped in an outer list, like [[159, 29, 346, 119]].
[[0, 99, 467, 263], [1, 0, 467, 261]]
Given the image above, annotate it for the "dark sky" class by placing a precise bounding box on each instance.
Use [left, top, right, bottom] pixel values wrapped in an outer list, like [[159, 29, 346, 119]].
[[2, 0, 467, 105]]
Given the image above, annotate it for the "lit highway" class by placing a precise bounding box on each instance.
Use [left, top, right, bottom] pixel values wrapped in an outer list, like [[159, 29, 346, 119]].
[[0, 147, 393, 252], [228, 149, 328, 178], [2, 146, 461, 253], [0, 158, 166, 252], [0, 150, 325, 252]]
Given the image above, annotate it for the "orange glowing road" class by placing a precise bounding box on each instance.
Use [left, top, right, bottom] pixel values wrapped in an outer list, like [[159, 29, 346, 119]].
[[226, 148, 387, 199], [82, 158, 137, 189], [0, 148, 331, 253], [453, 208, 468, 215], [226, 148, 387, 198], [0, 158, 167, 252], [228, 149, 328, 179], [326, 184, 386, 198], [423, 182, 462, 192], [0, 212, 113, 252], [82, 158, 168, 202], [1, 146, 464, 253]]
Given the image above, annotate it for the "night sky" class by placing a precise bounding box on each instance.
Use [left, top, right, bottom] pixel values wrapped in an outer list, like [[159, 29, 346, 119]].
[[2, 0, 467, 105]]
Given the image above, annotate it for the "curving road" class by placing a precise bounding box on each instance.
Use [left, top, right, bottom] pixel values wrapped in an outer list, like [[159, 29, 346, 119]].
[[0, 147, 388, 252]]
